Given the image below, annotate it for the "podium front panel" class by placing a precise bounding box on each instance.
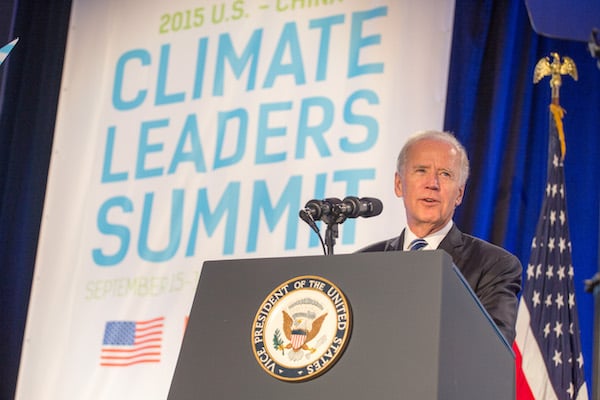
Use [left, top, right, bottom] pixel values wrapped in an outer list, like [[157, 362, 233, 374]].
[[168, 251, 514, 400]]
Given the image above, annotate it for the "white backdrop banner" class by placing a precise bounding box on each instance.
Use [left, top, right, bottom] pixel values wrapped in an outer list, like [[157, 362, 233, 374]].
[[17, 0, 455, 398]]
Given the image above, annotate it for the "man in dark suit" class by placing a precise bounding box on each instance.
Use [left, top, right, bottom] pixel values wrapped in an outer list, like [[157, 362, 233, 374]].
[[359, 130, 522, 343]]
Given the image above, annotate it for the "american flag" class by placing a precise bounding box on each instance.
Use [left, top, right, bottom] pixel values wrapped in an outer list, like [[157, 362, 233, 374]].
[[100, 316, 164, 367], [513, 104, 588, 400]]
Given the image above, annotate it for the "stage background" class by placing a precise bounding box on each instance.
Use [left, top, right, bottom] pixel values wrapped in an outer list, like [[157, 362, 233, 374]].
[[11, 1, 457, 399], [1, 0, 599, 399]]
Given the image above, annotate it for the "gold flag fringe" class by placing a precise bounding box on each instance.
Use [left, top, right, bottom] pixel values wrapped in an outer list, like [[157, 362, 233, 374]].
[[550, 103, 566, 160]]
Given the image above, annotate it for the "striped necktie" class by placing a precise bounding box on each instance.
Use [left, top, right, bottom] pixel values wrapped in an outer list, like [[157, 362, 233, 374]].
[[408, 238, 428, 251]]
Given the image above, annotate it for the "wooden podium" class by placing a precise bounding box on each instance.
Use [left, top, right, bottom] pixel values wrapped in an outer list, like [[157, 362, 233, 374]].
[[168, 250, 515, 399]]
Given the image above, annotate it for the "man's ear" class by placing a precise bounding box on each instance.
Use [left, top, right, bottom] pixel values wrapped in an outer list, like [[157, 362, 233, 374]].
[[394, 172, 403, 198], [455, 185, 465, 207]]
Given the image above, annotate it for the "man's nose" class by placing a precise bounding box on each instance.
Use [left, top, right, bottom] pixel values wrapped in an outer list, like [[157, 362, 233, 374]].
[[425, 173, 440, 189]]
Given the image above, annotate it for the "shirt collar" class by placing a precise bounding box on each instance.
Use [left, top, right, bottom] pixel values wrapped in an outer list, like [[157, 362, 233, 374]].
[[403, 220, 454, 251]]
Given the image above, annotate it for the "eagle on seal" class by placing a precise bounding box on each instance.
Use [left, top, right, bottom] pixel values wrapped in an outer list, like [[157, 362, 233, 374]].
[[282, 311, 327, 360]]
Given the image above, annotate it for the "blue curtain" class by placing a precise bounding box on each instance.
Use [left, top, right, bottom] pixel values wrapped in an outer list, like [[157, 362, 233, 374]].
[[1, 0, 599, 398], [0, 1, 71, 398], [446, 0, 600, 391]]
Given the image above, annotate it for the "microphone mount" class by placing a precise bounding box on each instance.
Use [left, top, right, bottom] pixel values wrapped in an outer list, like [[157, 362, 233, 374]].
[[299, 196, 383, 256]]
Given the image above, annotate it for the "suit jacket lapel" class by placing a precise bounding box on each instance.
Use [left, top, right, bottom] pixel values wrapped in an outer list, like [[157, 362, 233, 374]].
[[397, 230, 406, 251], [438, 224, 463, 255]]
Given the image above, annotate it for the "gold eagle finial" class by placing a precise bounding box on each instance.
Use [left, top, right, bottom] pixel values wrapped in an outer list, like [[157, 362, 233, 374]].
[[533, 52, 578, 104]]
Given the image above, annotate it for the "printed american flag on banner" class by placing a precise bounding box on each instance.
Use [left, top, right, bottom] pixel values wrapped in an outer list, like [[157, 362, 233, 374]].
[[100, 316, 164, 367], [513, 104, 588, 400]]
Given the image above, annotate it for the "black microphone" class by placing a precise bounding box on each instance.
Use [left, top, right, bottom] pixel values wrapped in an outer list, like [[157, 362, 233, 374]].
[[302, 198, 342, 220], [334, 196, 383, 218]]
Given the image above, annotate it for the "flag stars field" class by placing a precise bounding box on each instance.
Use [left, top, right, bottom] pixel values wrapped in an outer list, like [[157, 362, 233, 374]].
[[527, 264, 535, 280], [559, 238, 567, 253], [568, 293, 575, 308], [568, 382, 575, 399], [553, 321, 563, 338], [532, 291, 541, 307], [555, 293, 564, 309], [544, 323, 551, 338], [557, 265, 566, 280], [545, 294, 553, 307], [569, 323, 575, 336], [552, 350, 562, 367]]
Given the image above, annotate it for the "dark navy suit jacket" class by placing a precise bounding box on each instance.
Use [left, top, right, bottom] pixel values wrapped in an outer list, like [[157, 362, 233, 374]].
[[358, 224, 522, 343]]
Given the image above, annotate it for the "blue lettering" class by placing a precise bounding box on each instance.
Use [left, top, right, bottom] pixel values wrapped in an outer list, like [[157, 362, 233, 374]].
[[341, 90, 379, 152], [112, 49, 150, 110], [155, 44, 186, 105], [348, 7, 387, 78], [101, 126, 128, 183], [192, 37, 209, 99], [138, 190, 183, 262], [264, 22, 305, 88], [214, 30, 262, 95], [186, 182, 240, 256], [168, 114, 207, 174], [136, 119, 169, 179], [213, 109, 248, 169], [256, 102, 291, 164], [309, 14, 345, 81], [295, 96, 334, 158], [92, 196, 133, 266], [247, 176, 302, 251]]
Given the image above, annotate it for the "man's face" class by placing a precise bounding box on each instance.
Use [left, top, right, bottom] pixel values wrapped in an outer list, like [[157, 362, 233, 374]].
[[394, 138, 465, 236]]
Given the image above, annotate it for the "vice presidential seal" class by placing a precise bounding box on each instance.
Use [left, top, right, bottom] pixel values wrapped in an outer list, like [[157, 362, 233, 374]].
[[251, 275, 352, 382]]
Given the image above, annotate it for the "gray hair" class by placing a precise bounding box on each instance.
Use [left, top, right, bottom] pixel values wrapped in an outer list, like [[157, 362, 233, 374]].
[[396, 130, 470, 186]]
